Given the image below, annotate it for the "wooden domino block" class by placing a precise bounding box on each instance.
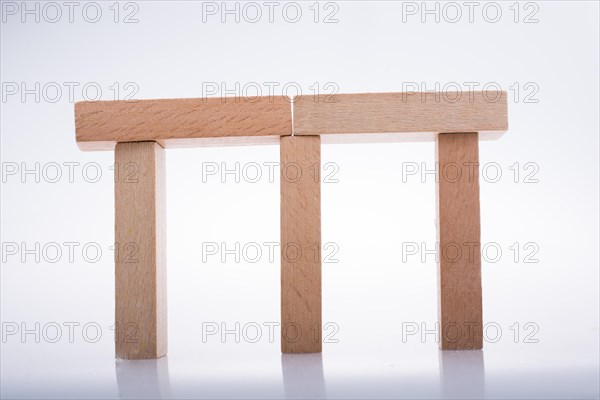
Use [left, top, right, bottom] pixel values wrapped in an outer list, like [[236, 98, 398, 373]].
[[115, 141, 167, 359], [280, 135, 322, 353], [75, 96, 292, 150], [294, 91, 507, 142], [436, 133, 483, 350]]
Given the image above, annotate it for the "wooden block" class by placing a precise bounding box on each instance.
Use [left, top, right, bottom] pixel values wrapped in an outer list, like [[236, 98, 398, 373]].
[[76, 96, 292, 150], [280, 135, 322, 353], [294, 91, 507, 142], [436, 133, 483, 350], [115, 141, 167, 359]]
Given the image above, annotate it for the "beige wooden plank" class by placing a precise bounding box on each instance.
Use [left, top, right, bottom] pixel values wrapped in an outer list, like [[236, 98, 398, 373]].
[[294, 91, 507, 141], [115, 141, 167, 359], [280, 135, 322, 353], [76, 96, 292, 150], [436, 133, 483, 350]]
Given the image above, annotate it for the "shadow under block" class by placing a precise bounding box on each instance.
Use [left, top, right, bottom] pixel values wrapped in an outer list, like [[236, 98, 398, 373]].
[[115, 142, 167, 359], [293, 91, 507, 143], [75, 96, 292, 150], [436, 133, 483, 350], [280, 136, 322, 353]]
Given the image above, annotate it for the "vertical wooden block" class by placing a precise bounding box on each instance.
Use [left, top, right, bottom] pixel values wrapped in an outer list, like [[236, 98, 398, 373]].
[[436, 133, 483, 350], [115, 141, 167, 359], [280, 136, 322, 353]]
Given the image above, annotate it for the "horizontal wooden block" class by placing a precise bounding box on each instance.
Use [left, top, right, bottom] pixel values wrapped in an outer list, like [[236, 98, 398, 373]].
[[294, 91, 507, 142], [75, 96, 292, 150]]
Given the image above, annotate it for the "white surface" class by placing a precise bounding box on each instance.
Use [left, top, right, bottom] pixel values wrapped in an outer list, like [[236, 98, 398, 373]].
[[1, 1, 599, 399]]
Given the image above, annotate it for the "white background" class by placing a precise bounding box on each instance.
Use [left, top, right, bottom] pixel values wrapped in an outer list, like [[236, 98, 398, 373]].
[[1, 1, 599, 399]]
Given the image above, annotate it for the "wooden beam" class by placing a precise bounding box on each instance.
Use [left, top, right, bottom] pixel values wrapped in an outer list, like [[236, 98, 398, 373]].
[[76, 96, 292, 150], [436, 133, 483, 350], [280, 135, 322, 353], [294, 91, 507, 142], [115, 141, 167, 359], [76, 92, 508, 149]]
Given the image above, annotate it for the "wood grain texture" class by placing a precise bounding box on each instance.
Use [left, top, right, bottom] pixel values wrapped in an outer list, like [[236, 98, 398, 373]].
[[280, 136, 322, 353], [294, 91, 507, 141], [76, 96, 292, 150], [115, 141, 167, 359], [436, 133, 483, 350]]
